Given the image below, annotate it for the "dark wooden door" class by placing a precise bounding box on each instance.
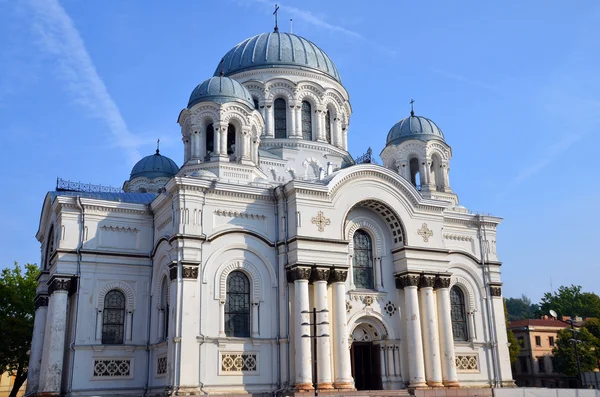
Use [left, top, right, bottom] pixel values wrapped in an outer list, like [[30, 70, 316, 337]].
[[351, 342, 381, 390]]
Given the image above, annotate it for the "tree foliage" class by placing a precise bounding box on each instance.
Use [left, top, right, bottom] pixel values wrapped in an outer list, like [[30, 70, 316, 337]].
[[504, 300, 520, 364], [538, 285, 600, 318], [552, 327, 599, 377], [0, 262, 39, 397], [505, 294, 539, 321]]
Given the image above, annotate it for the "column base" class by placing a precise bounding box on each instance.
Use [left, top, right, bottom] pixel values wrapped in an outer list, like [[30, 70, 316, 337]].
[[317, 382, 334, 390], [295, 382, 314, 392], [408, 381, 428, 389], [427, 381, 445, 388], [443, 380, 460, 388], [333, 381, 355, 390]]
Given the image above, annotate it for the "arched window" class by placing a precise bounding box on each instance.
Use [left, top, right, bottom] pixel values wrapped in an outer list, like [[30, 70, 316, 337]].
[[102, 290, 126, 344], [274, 98, 287, 138], [301, 101, 312, 140], [450, 286, 468, 341], [227, 124, 236, 155], [409, 158, 420, 189], [325, 110, 332, 144], [206, 124, 214, 156], [353, 230, 374, 289], [253, 98, 260, 110], [44, 225, 55, 270], [225, 271, 250, 337], [160, 277, 169, 340]]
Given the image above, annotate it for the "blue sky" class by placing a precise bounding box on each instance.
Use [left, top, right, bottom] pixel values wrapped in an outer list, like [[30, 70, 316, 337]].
[[1, 0, 599, 303]]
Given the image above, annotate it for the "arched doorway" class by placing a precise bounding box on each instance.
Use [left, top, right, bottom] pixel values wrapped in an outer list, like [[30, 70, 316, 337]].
[[350, 320, 386, 390]]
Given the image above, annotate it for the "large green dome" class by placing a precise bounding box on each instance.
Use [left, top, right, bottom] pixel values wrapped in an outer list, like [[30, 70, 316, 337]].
[[215, 32, 341, 83]]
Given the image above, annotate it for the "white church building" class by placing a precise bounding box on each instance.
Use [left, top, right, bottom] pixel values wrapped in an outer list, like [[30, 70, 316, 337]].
[[27, 26, 514, 397]]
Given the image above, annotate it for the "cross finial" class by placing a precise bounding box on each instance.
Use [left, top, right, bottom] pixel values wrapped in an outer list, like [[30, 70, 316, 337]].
[[273, 4, 280, 32], [156, 139, 160, 154], [410, 99, 415, 117]]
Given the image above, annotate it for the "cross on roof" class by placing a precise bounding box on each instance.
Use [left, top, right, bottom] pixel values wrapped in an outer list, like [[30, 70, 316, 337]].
[[410, 99, 415, 117], [273, 4, 280, 32]]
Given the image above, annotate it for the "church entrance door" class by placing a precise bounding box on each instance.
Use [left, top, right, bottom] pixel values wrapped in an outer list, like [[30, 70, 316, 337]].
[[351, 342, 382, 390]]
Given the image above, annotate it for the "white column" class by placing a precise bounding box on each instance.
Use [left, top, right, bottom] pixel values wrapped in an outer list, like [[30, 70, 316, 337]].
[[295, 105, 302, 137], [290, 267, 313, 391], [220, 125, 228, 156], [331, 268, 354, 389], [394, 345, 403, 383], [219, 300, 225, 337], [396, 288, 410, 385], [178, 265, 200, 390], [95, 309, 102, 340], [26, 296, 48, 394], [158, 308, 165, 340], [375, 257, 383, 291], [288, 105, 296, 138], [39, 279, 70, 394], [126, 310, 133, 342], [348, 254, 355, 290], [193, 131, 201, 159], [265, 103, 274, 138], [436, 276, 459, 387], [313, 269, 333, 389], [316, 109, 324, 141], [398, 274, 427, 388], [342, 129, 348, 150], [213, 128, 221, 159], [419, 275, 443, 387], [334, 120, 343, 148], [387, 345, 395, 383], [251, 302, 259, 338], [183, 137, 190, 162], [199, 130, 206, 161], [379, 344, 388, 384], [490, 285, 515, 387]]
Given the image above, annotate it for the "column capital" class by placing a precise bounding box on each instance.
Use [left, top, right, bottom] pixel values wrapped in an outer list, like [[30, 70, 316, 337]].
[[182, 265, 199, 279], [329, 267, 348, 283], [286, 266, 312, 282], [311, 267, 330, 282], [418, 274, 436, 289], [395, 272, 420, 289], [489, 283, 502, 297], [434, 273, 452, 289], [34, 295, 49, 310], [48, 277, 73, 295]]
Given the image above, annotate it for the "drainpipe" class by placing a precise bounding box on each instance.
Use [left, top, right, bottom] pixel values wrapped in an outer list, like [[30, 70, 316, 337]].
[[143, 203, 156, 397], [67, 197, 84, 395], [477, 215, 500, 387]]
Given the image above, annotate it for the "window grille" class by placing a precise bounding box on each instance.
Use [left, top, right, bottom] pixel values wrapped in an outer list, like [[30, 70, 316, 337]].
[[353, 230, 374, 289], [450, 286, 468, 341], [301, 101, 312, 140], [102, 290, 126, 344], [225, 271, 250, 337], [274, 98, 287, 138]]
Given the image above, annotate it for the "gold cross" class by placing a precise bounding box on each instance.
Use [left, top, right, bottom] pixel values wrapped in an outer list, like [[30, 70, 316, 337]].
[[417, 223, 433, 242], [311, 211, 331, 232]]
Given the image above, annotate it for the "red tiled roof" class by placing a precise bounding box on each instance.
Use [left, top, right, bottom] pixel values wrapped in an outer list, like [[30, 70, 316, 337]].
[[508, 319, 572, 329]]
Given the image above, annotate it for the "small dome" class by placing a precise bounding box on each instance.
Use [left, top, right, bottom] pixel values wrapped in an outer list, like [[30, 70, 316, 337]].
[[386, 114, 445, 145], [188, 76, 254, 108], [215, 32, 341, 83], [130, 150, 179, 180]]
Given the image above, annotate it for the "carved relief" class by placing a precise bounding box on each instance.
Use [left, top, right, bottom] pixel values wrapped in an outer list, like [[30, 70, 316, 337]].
[[489, 285, 502, 297], [182, 266, 199, 279], [417, 223, 433, 242], [419, 274, 436, 289], [48, 278, 72, 295], [395, 273, 420, 289], [311, 211, 331, 232], [287, 266, 312, 282], [434, 275, 451, 289], [311, 268, 330, 282], [329, 268, 348, 283]]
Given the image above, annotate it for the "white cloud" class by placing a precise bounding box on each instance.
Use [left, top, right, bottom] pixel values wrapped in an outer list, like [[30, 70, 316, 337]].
[[24, 0, 144, 163]]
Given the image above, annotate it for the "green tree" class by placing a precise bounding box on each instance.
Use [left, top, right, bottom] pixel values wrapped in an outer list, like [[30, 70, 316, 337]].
[[505, 294, 539, 321], [538, 285, 600, 318], [0, 262, 39, 397], [505, 300, 520, 364], [552, 327, 599, 377]]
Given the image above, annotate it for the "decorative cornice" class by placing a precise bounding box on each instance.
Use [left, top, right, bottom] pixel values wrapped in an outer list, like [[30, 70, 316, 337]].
[[286, 266, 312, 282], [214, 209, 267, 220], [99, 225, 139, 233]]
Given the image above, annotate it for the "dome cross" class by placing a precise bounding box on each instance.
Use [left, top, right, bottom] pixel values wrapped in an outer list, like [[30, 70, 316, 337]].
[[273, 4, 280, 32], [410, 99, 415, 117]]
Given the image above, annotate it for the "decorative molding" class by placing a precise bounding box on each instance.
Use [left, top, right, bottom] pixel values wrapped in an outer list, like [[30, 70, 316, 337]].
[[34, 295, 48, 310], [354, 200, 404, 245], [182, 266, 199, 279], [214, 209, 267, 220], [311, 211, 331, 232], [220, 352, 258, 373], [48, 278, 72, 295], [419, 274, 436, 289], [97, 281, 135, 311], [349, 291, 386, 305], [156, 356, 167, 375], [395, 273, 420, 289], [218, 260, 262, 303], [157, 216, 172, 231], [434, 275, 451, 289], [443, 233, 473, 242], [286, 266, 312, 282], [311, 267, 330, 282], [346, 217, 384, 258], [329, 268, 348, 283], [450, 275, 477, 311], [384, 301, 397, 316], [417, 223, 433, 242], [93, 359, 132, 378], [456, 355, 479, 372]]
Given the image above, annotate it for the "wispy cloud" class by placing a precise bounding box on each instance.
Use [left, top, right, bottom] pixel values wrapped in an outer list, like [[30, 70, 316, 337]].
[[242, 0, 397, 57], [429, 67, 500, 93], [24, 0, 144, 163]]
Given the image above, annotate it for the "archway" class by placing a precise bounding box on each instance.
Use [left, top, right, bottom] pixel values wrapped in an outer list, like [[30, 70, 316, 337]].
[[350, 319, 387, 390]]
